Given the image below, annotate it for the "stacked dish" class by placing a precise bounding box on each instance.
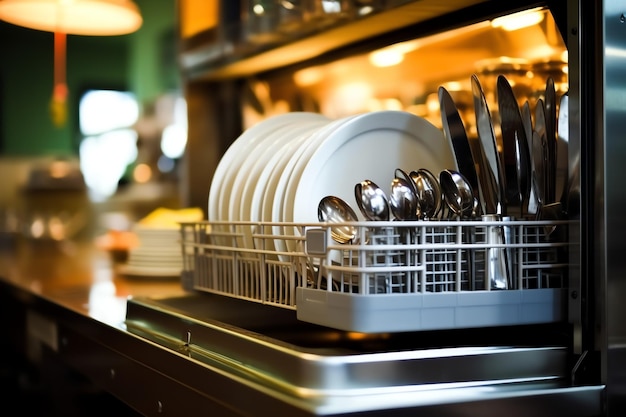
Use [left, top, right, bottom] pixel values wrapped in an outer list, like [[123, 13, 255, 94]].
[[208, 110, 457, 254], [118, 225, 183, 279]]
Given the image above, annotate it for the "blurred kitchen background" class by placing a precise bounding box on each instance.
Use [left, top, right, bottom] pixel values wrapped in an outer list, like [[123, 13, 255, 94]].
[[0, 0, 183, 243], [0, 0, 568, 246]]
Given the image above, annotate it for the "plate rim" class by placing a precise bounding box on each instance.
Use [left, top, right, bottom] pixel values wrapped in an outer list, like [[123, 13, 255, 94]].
[[208, 112, 328, 221]]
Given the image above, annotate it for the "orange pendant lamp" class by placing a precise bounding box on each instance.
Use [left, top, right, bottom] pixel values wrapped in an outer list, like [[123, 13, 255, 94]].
[[0, 0, 143, 126]]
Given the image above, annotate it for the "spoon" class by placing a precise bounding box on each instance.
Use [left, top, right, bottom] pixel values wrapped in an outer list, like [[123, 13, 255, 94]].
[[410, 168, 442, 219], [439, 169, 477, 291], [394, 168, 419, 196], [389, 177, 419, 220], [355, 180, 390, 221], [439, 169, 474, 218], [317, 196, 358, 244]]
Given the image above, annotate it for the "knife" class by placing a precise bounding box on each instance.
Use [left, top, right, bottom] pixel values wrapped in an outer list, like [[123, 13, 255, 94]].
[[471, 74, 505, 215], [532, 99, 548, 214], [556, 92, 569, 206], [544, 77, 557, 204], [497, 75, 531, 217], [438, 86, 482, 215], [531, 129, 546, 212], [521, 100, 538, 215], [521, 100, 534, 154]]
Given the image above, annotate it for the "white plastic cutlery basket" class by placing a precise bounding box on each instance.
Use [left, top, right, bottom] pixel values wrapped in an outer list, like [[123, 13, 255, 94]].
[[179, 219, 571, 332]]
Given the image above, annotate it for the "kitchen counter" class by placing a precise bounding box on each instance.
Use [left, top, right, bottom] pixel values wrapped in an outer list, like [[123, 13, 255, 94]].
[[0, 236, 605, 416]]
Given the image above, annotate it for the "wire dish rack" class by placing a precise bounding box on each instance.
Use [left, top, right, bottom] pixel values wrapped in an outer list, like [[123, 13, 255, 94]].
[[179, 219, 571, 332]]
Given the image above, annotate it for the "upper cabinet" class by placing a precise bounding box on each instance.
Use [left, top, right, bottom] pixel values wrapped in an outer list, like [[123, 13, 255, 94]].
[[177, 0, 501, 81]]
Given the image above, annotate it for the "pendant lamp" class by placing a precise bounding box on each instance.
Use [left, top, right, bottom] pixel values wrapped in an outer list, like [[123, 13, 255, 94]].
[[0, 0, 142, 35], [0, 0, 143, 126]]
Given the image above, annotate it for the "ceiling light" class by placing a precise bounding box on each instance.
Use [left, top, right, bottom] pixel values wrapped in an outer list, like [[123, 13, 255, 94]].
[[0, 0, 142, 36]]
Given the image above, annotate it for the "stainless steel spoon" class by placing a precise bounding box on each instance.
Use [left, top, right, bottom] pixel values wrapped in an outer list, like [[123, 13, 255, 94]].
[[395, 168, 419, 196], [389, 177, 419, 220], [439, 169, 474, 218], [410, 168, 442, 219], [317, 195, 358, 243], [355, 180, 390, 221], [439, 169, 477, 290]]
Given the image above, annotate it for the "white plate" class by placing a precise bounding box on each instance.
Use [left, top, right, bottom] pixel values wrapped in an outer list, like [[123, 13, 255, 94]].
[[271, 115, 358, 258], [228, 123, 293, 222], [255, 122, 324, 223], [231, 120, 327, 223], [208, 112, 327, 221], [241, 120, 329, 251], [228, 121, 322, 251], [292, 111, 457, 228], [281, 115, 361, 224]]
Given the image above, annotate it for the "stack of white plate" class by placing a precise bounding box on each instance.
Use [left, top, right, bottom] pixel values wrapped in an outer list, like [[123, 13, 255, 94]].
[[118, 226, 183, 279], [208, 110, 457, 255]]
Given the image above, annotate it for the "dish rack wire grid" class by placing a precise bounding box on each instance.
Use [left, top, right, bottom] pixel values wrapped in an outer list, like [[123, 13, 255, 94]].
[[179, 219, 570, 311]]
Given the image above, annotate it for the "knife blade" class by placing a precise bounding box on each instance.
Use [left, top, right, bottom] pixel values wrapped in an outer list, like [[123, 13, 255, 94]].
[[556, 92, 569, 206], [544, 77, 557, 204], [534, 98, 548, 204], [471, 74, 505, 215], [521, 100, 534, 154], [531, 129, 546, 211], [438, 86, 482, 215], [497, 75, 531, 217], [521, 100, 538, 214]]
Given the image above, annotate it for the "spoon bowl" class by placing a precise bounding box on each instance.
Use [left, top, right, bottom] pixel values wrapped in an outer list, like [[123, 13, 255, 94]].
[[355, 180, 390, 221], [389, 177, 419, 220], [318, 196, 359, 243], [439, 169, 474, 218], [411, 168, 442, 219]]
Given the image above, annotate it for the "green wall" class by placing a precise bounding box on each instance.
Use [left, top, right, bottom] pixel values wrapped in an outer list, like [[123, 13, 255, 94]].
[[0, 0, 178, 156]]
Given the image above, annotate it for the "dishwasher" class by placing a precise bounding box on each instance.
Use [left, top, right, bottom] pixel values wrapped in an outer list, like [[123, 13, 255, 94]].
[[125, 1, 624, 415]]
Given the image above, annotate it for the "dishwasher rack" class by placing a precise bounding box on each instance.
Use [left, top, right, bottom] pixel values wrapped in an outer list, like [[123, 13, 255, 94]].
[[179, 219, 570, 332]]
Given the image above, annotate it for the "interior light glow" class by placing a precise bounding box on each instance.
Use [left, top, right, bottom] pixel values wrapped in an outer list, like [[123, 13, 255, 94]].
[[281, 1, 295, 10], [49, 160, 71, 178], [325, 82, 373, 116], [369, 48, 404, 67], [160, 124, 188, 159], [253, 4, 265, 15], [48, 216, 66, 240], [79, 129, 138, 201], [79, 90, 139, 136], [30, 217, 45, 238], [606, 46, 626, 58], [442, 81, 463, 92], [160, 97, 188, 159], [369, 21, 490, 69], [293, 66, 325, 87], [491, 8, 545, 31], [357, 5, 374, 16], [426, 93, 440, 114], [133, 163, 152, 183], [321, 0, 341, 13], [157, 155, 175, 173], [369, 40, 420, 68]]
